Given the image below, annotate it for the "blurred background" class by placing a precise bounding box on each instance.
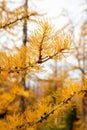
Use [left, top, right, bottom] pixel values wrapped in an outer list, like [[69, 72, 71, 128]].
[[0, 0, 87, 130]]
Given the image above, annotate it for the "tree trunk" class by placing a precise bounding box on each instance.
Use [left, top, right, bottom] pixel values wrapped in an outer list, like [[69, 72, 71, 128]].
[[19, 0, 28, 113], [22, 0, 28, 88]]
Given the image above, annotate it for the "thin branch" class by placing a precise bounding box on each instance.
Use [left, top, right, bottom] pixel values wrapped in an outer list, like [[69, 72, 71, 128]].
[[0, 49, 64, 74], [38, 36, 44, 62], [0, 13, 42, 29], [13, 89, 86, 130], [37, 50, 60, 64]]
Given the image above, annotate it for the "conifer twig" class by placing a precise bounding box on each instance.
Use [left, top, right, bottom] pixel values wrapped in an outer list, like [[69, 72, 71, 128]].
[[0, 49, 64, 74], [13, 89, 86, 130], [0, 13, 42, 29]]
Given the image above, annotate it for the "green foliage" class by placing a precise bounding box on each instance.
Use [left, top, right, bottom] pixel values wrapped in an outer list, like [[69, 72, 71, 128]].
[[65, 106, 78, 130]]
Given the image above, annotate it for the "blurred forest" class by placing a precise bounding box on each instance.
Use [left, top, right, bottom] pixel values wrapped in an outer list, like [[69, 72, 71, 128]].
[[0, 0, 87, 130]]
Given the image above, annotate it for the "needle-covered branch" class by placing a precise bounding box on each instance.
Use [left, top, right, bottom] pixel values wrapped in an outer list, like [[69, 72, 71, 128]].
[[0, 20, 71, 75], [0, 13, 41, 29], [0, 49, 67, 74], [13, 90, 86, 130]]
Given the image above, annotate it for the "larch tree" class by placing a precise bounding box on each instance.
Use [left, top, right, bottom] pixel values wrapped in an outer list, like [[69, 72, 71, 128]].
[[0, 0, 87, 130]]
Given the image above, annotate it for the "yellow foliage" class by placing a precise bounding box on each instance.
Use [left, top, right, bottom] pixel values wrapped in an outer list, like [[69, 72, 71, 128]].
[[0, 2, 86, 130]]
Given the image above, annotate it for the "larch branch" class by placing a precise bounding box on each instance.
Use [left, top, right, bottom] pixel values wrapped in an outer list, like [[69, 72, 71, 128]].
[[13, 90, 86, 130]]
